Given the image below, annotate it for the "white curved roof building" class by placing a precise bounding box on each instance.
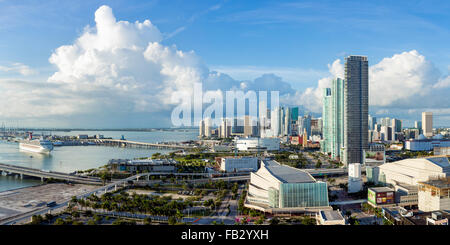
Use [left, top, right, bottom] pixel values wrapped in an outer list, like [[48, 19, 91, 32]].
[[378, 156, 450, 186], [246, 160, 330, 213]]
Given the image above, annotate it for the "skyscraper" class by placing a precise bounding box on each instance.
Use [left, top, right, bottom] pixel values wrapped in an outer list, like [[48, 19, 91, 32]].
[[259, 100, 268, 138], [321, 78, 344, 159], [244, 115, 254, 137], [204, 118, 211, 137], [271, 107, 282, 137], [343, 55, 368, 165], [422, 112, 433, 137], [199, 120, 205, 137], [391, 118, 402, 133], [284, 107, 290, 136], [368, 115, 376, 131], [414, 121, 422, 129], [300, 114, 312, 140]]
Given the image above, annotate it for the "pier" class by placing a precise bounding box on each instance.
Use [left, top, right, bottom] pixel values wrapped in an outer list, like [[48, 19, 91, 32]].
[[0, 163, 102, 185]]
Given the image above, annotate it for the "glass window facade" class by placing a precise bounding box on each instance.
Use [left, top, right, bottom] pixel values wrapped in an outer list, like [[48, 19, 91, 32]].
[[268, 187, 279, 208], [279, 182, 329, 208]]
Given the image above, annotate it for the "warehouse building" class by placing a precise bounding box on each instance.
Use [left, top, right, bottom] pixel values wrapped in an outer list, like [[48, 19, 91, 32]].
[[245, 160, 330, 214]]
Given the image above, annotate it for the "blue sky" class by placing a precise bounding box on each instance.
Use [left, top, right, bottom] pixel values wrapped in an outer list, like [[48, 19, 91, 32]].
[[0, 0, 449, 128]]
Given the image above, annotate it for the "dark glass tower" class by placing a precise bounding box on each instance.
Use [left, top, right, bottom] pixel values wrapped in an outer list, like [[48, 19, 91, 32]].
[[343, 55, 368, 165]]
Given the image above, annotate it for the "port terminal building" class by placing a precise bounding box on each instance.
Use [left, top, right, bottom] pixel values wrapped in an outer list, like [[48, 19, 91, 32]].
[[245, 160, 330, 214], [218, 157, 259, 173], [108, 159, 177, 174]]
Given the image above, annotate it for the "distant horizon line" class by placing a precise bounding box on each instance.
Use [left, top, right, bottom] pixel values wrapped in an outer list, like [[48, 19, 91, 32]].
[[3, 125, 450, 131]]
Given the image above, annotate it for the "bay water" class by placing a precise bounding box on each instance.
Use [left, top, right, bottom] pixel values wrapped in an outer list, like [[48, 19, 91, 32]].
[[0, 129, 198, 192]]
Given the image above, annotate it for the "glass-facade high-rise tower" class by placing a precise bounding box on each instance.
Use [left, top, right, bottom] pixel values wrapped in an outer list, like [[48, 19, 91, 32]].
[[343, 56, 368, 165], [322, 78, 344, 159]]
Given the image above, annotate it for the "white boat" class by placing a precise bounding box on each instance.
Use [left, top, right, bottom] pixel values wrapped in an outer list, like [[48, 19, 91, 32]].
[[19, 133, 54, 154]]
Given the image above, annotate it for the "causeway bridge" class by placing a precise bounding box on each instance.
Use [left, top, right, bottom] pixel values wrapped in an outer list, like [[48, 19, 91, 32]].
[[0, 163, 102, 185], [83, 139, 198, 150]]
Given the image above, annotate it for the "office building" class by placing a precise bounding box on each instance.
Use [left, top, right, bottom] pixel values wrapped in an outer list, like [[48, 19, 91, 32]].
[[422, 112, 433, 137], [415, 121, 422, 132], [343, 55, 369, 165], [369, 115, 377, 131], [271, 107, 282, 137], [219, 118, 231, 138], [392, 119, 402, 133], [246, 160, 330, 213], [299, 114, 312, 140]]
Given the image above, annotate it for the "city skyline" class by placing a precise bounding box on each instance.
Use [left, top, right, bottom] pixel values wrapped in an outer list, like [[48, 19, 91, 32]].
[[0, 1, 449, 128]]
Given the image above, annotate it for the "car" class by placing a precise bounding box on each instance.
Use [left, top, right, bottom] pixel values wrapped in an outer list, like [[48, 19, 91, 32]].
[[46, 201, 57, 207]]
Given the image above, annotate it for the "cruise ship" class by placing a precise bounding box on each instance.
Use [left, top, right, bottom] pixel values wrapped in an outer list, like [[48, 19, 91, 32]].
[[19, 133, 54, 154]]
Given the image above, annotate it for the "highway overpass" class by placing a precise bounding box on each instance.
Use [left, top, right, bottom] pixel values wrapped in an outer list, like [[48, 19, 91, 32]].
[[0, 163, 102, 185]]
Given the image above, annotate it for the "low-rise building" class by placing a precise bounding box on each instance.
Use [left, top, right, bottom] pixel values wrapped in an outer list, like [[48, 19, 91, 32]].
[[236, 137, 280, 151], [426, 211, 449, 225], [77, 134, 89, 139], [434, 147, 450, 156], [404, 134, 450, 151], [368, 187, 396, 208], [394, 183, 418, 208], [219, 157, 259, 173], [108, 159, 177, 174], [418, 177, 450, 212], [316, 210, 346, 225]]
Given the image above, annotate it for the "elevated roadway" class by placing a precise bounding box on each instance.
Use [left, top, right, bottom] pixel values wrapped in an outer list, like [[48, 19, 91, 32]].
[[0, 163, 102, 185]]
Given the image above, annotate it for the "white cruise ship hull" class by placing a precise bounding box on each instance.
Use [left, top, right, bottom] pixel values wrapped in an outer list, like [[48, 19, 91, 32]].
[[19, 143, 53, 154]]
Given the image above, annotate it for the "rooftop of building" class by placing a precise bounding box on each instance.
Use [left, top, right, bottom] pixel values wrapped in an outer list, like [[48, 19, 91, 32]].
[[109, 159, 177, 165], [369, 187, 394, 193], [395, 183, 418, 192], [419, 177, 450, 189], [263, 160, 316, 183], [379, 156, 450, 173], [320, 210, 344, 221]]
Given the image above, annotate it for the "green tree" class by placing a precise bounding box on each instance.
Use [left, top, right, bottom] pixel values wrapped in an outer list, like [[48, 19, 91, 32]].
[[87, 219, 97, 225], [53, 218, 65, 225], [168, 216, 177, 225], [269, 217, 279, 225]]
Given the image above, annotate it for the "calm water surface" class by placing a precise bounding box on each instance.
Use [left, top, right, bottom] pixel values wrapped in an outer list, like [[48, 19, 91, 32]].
[[0, 129, 198, 192]]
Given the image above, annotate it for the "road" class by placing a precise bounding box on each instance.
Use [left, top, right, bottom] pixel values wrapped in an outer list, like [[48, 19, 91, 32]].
[[193, 186, 242, 225]]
